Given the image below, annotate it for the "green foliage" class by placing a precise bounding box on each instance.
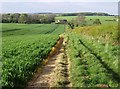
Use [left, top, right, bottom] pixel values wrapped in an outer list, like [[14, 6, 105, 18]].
[[2, 23, 65, 37], [61, 12, 110, 16], [93, 19, 101, 25], [1, 23, 65, 88], [79, 34, 119, 75], [55, 16, 77, 22], [18, 14, 28, 23], [2, 13, 55, 24], [74, 24, 118, 44], [2, 35, 59, 88], [51, 25, 65, 35], [67, 32, 118, 87], [85, 16, 117, 25], [56, 16, 117, 26], [68, 22, 75, 29]]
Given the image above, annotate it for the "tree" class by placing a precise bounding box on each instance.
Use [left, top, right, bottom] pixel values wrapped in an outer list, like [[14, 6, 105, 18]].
[[12, 13, 20, 23], [68, 19, 75, 29], [2, 13, 55, 24], [93, 19, 101, 25], [2, 14, 9, 23], [6, 14, 11, 23], [18, 14, 28, 23], [76, 14, 86, 26], [67, 14, 86, 29]]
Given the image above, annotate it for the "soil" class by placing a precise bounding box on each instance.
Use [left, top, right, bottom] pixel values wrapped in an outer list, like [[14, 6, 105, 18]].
[[27, 36, 71, 88]]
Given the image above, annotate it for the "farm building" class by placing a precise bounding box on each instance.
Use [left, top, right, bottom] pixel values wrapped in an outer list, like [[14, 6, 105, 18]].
[[55, 19, 67, 24]]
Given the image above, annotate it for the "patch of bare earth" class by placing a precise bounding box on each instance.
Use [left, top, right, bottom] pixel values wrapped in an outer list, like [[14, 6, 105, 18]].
[[27, 56, 57, 87]]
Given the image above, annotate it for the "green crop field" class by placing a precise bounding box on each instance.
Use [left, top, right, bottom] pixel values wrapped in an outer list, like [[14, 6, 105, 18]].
[[2, 23, 65, 36], [67, 32, 118, 87], [1, 15, 119, 88], [85, 16, 117, 25], [55, 16, 117, 25], [65, 15, 119, 87], [55, 16, 77, 21], [1, 23, 65, 87], [2, 35, 59, 87]]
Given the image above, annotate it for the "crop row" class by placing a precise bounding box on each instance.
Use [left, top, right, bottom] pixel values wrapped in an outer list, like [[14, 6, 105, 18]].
[[2, 24, 65, 36], [67, 32, 118, 87], [79, 34, 119, 76], [2, 35, 59, 88]]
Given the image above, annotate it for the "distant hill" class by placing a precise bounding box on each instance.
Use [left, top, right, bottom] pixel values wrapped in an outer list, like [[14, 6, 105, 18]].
[[34, 12, 114, 16], [60, 12, 113, 16]]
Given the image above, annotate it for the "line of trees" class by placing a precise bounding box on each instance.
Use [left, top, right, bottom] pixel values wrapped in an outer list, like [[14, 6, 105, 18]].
[[2, 13, 56, 24], [68, 14, 86, 29], [62, 12, 112, 16], [68, 14, 102, 29]]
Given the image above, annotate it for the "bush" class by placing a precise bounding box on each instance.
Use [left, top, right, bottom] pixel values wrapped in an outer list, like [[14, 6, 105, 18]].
[[93, 19, 101, 25]]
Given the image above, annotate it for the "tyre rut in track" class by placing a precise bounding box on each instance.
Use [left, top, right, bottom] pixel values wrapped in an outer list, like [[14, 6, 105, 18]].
[[27, 35, 71, 88]]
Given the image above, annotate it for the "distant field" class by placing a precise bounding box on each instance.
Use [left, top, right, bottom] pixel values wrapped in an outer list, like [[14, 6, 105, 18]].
[[55, 16, 117, 25], [86, 16, 117, 25], [72, 16, 118, 43], [2, 23, 65, 36], [1, 23, 65, 87], [55, 16, 77, 21]]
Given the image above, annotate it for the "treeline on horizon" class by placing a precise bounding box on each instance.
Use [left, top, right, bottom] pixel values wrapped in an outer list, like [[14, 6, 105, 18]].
[[36, 12, 114, 16], [61, 12, 114, 16], [1, 12, 114, 24], [1, 13, 55, 24]]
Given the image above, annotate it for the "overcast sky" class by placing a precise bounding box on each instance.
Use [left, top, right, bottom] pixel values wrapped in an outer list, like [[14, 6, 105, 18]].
[[1, 0, 119, 15], [0, 0, 119, 2]]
